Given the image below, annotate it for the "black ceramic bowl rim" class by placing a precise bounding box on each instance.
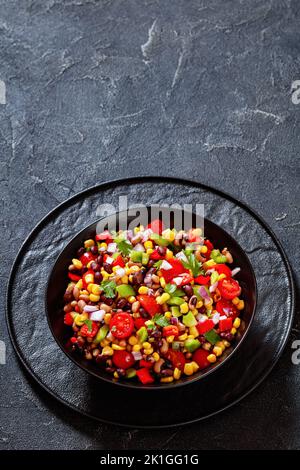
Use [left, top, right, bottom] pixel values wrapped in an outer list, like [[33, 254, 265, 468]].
[[45, 209, 257, 390]]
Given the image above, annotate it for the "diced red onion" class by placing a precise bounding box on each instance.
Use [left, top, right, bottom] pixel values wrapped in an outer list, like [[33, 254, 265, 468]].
[[196, 313, 207, 322], [106, 331, 115, 341], [84, 305, 99, 313], [105, 256, 114, 265], [206, 269, 215, 275], [198, 286, 210, 301], [176, 252, 187, 262], [209, 282, 218, 293], [90, 309, 106, 322], [170, 317, 179, 325], [115, 268, 125, 278], [219, 315, 227, 320], [133, 243, 145, 252], [172, 277, 182, 286], [231, 267, 241, 277], [160, 260, 173, 270], [107, 243, 117, 253], [132, 351, 142, 361], [142, 228, 153, 242], [212, 312, 220, 324], [223, 308, 230, 315]]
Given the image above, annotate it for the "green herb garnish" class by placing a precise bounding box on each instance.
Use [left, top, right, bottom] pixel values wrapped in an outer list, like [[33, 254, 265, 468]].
[[153, 314, 170, 327], [182, 252, 203, 277], [153, 260, 163, 269], [83, 319, 92, 332], [101, 280, 117, 298], [164, 283, 177, 295], [114, 237, 132, 256]]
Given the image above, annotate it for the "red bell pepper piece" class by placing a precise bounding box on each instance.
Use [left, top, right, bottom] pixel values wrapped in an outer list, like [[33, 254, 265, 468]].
[[64, 313, 74, 326], [203, 239, 214, 258], [68, 272, 82, 282], [146, 219, 164, 235], [149, 248, 165, 260], [219, 317, 233, 332], [196, 319, 215, 335], [95, 230, 113, 243], [166, 349, 186, 371], [163, 325, 179, 337], [213, 264, 232, 278], [161, 258, 188, 283], [134, 318, 147, 330], [216, 299, 239, 319], [80, 251, 96, 266], [171, 272, 194, 286], [139, 359, 153, 369], [136, 368, 155, 384], [194, 274, 210, 285], [193, 349, 210, 370], [137, 294, 162, 317], [112, 254, 125, 268]]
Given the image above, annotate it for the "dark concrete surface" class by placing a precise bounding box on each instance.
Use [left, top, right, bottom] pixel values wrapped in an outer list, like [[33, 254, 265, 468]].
[[0, 0, 299, 450]]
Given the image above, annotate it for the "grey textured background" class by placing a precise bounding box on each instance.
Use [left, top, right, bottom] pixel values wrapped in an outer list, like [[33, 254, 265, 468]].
[[0, 0, 299, 450]]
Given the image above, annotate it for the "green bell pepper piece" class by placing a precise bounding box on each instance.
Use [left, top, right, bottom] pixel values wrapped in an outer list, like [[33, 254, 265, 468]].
[[182, 311, 197, 327], [137, 326, 148, 343], [150, 233, 169, 247], [142, 252, 149, 265], [210, 271, 219, 285], [184, 338, 201, 353], [130, 250, 143, 263], [211, 249, 227, 264], [204, 329, 221, 345], [167, 296, 185, 306], [94, 325, 109, 344], [116, 284, 135, 298], [126, 368, 137, 378], [170, 306, 181, 317]]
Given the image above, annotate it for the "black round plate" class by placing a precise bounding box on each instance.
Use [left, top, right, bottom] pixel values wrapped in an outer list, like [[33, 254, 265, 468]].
[[46, 209, 257, 389], [6, 177, 295, 428]]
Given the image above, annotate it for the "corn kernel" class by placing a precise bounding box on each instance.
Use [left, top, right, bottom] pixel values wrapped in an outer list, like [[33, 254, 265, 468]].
[[207, 353, 217, 363], [189, 326, 199, 337], [144, 240, 153, 250], [87, 283, 94, 293], [166, 335, 175, 343], [184, 363, 194, 376], [178, 333, 188, 341], [128, 275, 133, 283], [142, 342, 151, 349], [231, 327, 237, 335], [130, 265, 140, 274], [100, 339, 110, 347], [191, 361, 199, 372], [160, 376, 174, 383], [218, 273, 226, 281], [213, 346, 223, 357], [204, 259, 216, 268], [85, 273, 94, 285], [75, 279, 83, 289], [216, 341, 226, 351], [72, 258, 83, 269], [152, 352, 160, 362], [160, 277, 166, 288], [232, 297, 240, 305], [125, 267, 131, 275], [129, 336, 138, 345], [223, 340, 231, 348], [89, 293, 100, 302], [91, 284, 101, 295], [164, 311, 171, 319], [128, 296, 136, 304], [144, 348, 153, 355], [113, 371, 119, 379], [146, 248, 154, 254], [200, 245, 208, 254], [74, 313, 88, 326], [84, 239, 95, 248], [134, 227, 140, 234], [233, 317, 241, 328], [132, 344, 141, 352], [112, 344, 126, 350], [237, 300, 244, 310], [180, 302, 189, 314], [196, 300, 203, 309], [102, 346, 113, 356], [101, 271, 110, 281], [173, 367, 181, 380], [203, 342, 211, 351], [104, 313, 112, 324], [138, 286, 149, 295], [187, 334, 195, 339], [100, 242, 107, 249], [156, 293, 170, 305], [121, 275, 129, 284], [165, 249, 173, 260]]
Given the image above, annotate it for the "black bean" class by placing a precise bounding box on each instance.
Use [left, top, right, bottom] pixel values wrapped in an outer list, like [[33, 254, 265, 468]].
[[103, 262, 113, 274], [116, 368, 126, 377], [189, 295, 198, 307], [148, 259, 155, 268], [140, 307, 150, 318], [182, 284, 193, 297], [105, 367, 116, 374], [198, 305, 206, 315], [100, 295, 114, 305], [77, 247, 85, 257], [95, 354, 109, 365], [157, 246, 166, 256], [97, 254, 103, 265], [116, 298, 127, 309], [90, 261, 100, 271], [220, 332, 233, 341], [198, 336, 206, 344], [161, 369, 173, 377], [131, 270, 145, 285], [90, 245, 98, 255], [94, 271, 103, 283]]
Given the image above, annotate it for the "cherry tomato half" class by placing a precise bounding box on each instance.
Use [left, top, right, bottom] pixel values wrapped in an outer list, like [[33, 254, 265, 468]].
[[112, 350, 135, 369], [137, 294, 162, 317], [166, 349, 186, 372], [80, 251, 96, 266], [80, 321, 99, 338], [109, 312, 134, 339], [213, 264, 232, 278], [146, 219, 164, 235], [216, 299, 239, 319], [218, 278, 241, 300], [192, 349, 210, 370]]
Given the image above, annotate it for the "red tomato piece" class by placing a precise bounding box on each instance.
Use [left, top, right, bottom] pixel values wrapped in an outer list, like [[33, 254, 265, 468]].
[[203, 239, 214, 258], [137, 294, 162, 317], [68, 272, 82, 282], [171, 272, 194, 286], [80, 251, 96, 266], [112, 254, 125, 268], [187, 229, 201, 243], [95, 230, 113, 243], [196, 319, 215, 335], [64, 313, 74, 326], [213, 264, 232, 278], [166, 349, 186, 372], [146, 219, 164, 235], [216, 299, 239, 319], [219, 278, 241, 300], [109, 312, 134, 339], [194, 274, 210, 285], [149, 248, 165, 260], [134, 318, 147, 330], [112, 350, 135, 369], [139, 359, 153, 369], [80, 321, 99, 338], [219, 317, 233, 332], [136, 368, 155, 384], [193, 349, 210, 370], [161, 258, 188, 283], [163, 325, 179, 337]]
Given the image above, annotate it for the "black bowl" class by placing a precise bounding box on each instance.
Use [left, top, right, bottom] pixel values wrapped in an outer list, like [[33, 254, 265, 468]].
[[46, 207, 257, 389]]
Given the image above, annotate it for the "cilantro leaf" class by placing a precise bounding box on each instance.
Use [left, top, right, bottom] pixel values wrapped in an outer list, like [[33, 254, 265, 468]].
[[153, 260, 163, 269], [164, 283, 177, 295], [101, 280, 117, 298], [116, 239, 132, 256], [182, 252, 203, 277], [153, 314, 170, 327], [83, 319, 92, 332]]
